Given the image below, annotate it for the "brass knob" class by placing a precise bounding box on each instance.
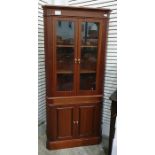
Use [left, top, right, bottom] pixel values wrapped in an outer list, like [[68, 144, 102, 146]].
[[77, 59, 80, 64], [74, 58, 77, 63]]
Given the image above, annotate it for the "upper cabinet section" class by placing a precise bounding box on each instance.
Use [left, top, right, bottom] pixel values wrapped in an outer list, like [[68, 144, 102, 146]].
[[42, 5, 110, 19], [43, 6, 110, 97]]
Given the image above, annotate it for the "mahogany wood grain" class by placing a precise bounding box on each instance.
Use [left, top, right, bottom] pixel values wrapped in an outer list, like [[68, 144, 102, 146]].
[[43, 5, 110, 19], [43, 12, 53, 96], [47, 95, 103, 105], [78, 105, 95, 137], [43, 5, 110, 12], [98, 18, 109, 94], [57, 107, 74, 140], [47, 105, 75, 141]]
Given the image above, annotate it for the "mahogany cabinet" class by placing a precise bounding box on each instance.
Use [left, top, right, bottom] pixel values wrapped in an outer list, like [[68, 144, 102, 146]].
[[43, 5, 110, 150]]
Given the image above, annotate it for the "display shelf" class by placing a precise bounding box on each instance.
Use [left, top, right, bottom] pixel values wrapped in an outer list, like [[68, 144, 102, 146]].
[[80, 70, 96, 74], [57, 70, 73, 74], [80, 45, 98, 48], [56, 45, 74, 47]]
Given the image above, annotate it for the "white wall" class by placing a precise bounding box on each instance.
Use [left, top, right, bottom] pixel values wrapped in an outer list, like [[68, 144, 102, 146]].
[[68, 0, 117, 137], [38, 0, 49, 126], [52, 0, 68, 5]]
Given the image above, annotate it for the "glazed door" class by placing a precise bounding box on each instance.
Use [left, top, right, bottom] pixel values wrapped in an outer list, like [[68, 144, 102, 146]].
[[77, 19, 102, 95], [53, 17, 78, 96]]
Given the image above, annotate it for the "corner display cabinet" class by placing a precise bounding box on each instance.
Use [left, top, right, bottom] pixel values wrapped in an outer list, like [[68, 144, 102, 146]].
[[43, 5, 110, 150]]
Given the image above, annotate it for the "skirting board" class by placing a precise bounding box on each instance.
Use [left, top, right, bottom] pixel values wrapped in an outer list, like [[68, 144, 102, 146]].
[[47, 137, 101, 150]]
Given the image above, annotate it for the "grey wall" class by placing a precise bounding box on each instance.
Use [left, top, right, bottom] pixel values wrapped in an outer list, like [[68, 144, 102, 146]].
[[68, 0, 117, 137]]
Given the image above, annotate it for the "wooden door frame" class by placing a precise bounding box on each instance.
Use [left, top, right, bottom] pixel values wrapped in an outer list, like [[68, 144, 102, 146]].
[[52, 17, 78, 96], [76, 18, 103, 95]]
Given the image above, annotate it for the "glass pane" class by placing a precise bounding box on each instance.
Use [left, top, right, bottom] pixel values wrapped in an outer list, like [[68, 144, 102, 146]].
[[57, 47, 74, 73], [55, 20, 75, 92], [57, 74, 73, 91], [80, 73, 96, 90], [81, 22, 99, 46], [56, 20, 74, 45], [80, 47, 97, 72], [80, 22, 99, 91]]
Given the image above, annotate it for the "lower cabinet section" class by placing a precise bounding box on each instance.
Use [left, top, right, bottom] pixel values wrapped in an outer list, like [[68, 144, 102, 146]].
[[46, 102, 102, 149]]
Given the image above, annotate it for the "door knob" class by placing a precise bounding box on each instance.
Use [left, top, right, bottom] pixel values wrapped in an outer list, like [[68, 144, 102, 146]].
[[74, 58, 77, 63], [77, 59, 80, 64]]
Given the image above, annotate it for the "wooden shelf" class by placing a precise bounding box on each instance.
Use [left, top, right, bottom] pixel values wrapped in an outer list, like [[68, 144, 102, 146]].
[[80, 70, 96, 74], [81, 45, 98, 48], [56, 45, 74, 47], [57, 70, 96, 74], [57, 70, 73, 74]]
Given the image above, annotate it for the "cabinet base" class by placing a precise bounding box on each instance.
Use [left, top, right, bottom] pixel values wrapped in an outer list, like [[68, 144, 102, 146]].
[[47, 136, 101, 150]]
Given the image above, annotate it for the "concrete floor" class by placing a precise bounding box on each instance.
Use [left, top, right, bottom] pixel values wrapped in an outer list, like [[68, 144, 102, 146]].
[[38, 134, 108, 155]]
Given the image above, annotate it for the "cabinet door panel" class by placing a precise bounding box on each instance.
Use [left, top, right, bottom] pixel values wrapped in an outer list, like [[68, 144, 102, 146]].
[[53, 18, 78, 96], [77, 103, 102, 138], [77, 19, 102, 95], [57, 107, 73, 139], [47, 105, 75, 141], [79, 105, 95, 137]]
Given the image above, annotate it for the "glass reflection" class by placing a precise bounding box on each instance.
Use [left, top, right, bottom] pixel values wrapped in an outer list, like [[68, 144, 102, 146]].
[[56, 21, 74, 45], [81, 22, 99, 46]]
